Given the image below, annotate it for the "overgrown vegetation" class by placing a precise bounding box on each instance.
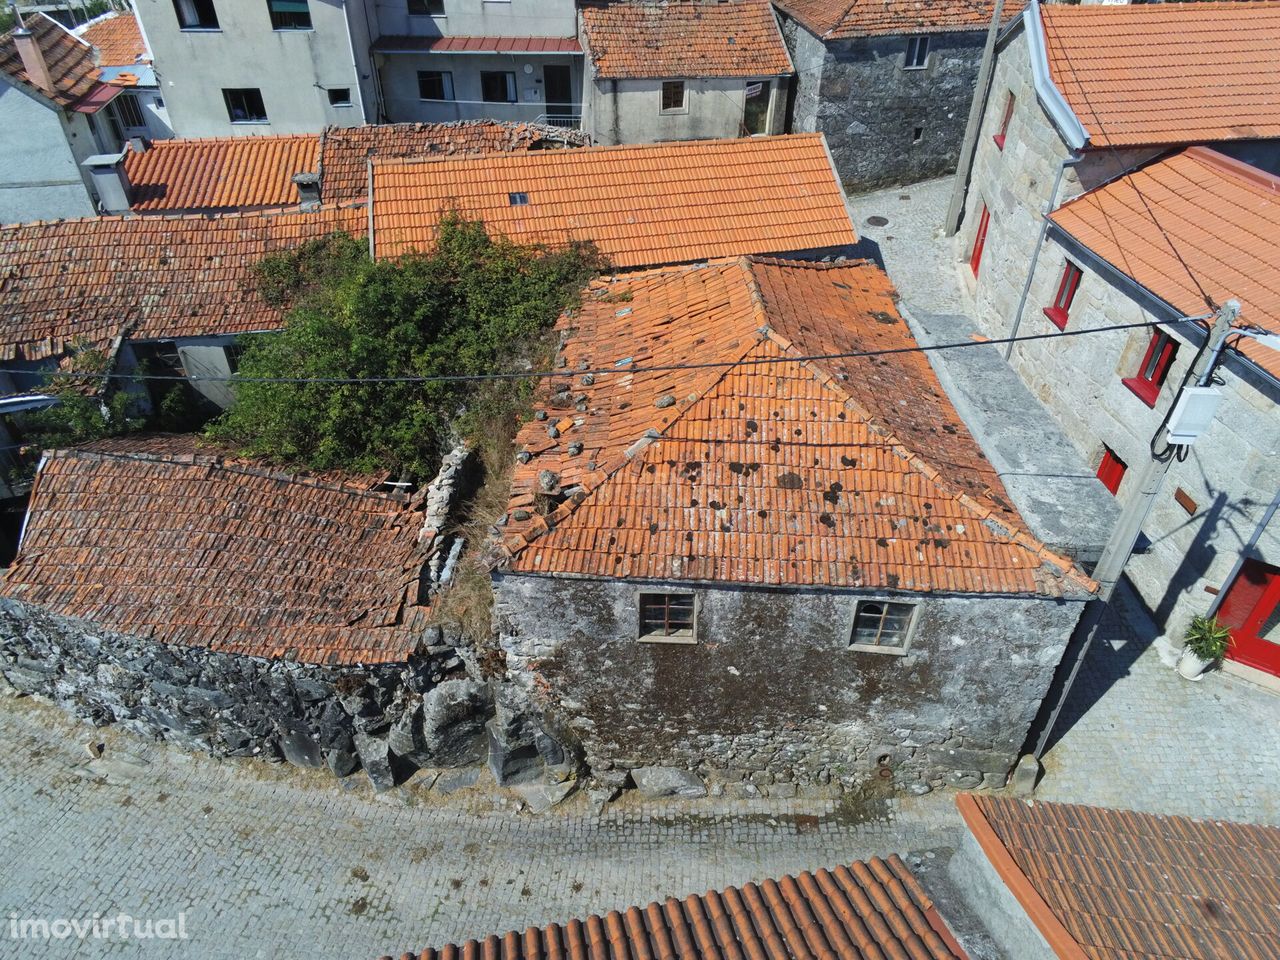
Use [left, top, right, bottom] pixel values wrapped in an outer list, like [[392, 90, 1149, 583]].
[[19, 344, 140, 453], [208, 217, 603, 480]]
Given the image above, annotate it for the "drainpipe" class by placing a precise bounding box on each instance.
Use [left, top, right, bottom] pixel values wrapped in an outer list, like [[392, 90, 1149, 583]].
[[1003, 152, 1082, 361]]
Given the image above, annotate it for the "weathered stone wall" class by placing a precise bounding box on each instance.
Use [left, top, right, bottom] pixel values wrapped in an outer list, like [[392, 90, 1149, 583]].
[[0, 599, 491, 790], [783, 22, 987, 191], [494, 574, 1085, 796]]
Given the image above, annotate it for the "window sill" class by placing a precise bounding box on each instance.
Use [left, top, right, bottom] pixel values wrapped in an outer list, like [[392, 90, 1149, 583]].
[[1122, 376, 1161, 408], [178, 26, 221, 32], [1043, 306, 1068, 331], [993, 133, 1006, 150], [331, 103, 354, 108], [229, 120, 271, 125], [271, 27, 315, 32], [659, 109, 689, 116], [902, 64, 927, 72], [638, 633, 697, 645], [849, 643, 910, 656]]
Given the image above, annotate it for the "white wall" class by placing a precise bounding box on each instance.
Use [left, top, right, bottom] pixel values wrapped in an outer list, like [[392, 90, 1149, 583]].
[[585, 76, 786, 146], [376, 51, 582, 124], [373, 0, 576, 39], [0, 84, 96, 224]]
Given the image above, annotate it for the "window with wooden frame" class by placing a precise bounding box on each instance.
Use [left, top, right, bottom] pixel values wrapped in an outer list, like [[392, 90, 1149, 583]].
[[850, 601, 917, 654], [638, 592, 696, 643], [660, 80, 687, 114], [1123, 330, 1178, 407], [904, 36, 930, 70], [1096, 445, 1127, 496], [969, 203, 990, 277], [993, 92, 1014, 150], [1044, 260, 1082, 330]]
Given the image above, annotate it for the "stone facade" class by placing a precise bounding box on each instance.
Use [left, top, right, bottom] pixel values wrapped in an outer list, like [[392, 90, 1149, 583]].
[[494, 573, 1086, 795], [781, 17, 986, 190]]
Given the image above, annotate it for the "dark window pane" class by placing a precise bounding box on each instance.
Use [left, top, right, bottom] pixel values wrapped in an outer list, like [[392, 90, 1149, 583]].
[[223, 88, 267, 123], [267, 0, 310, 29], [480, 71, 516, 103]]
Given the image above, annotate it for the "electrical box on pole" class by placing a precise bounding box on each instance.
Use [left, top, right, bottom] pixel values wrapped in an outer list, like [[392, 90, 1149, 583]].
[[1165, 386, 1224, 446]]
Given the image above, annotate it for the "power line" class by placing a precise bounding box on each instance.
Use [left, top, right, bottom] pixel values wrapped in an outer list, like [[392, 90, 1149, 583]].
[[20, 312, 1212, 388]]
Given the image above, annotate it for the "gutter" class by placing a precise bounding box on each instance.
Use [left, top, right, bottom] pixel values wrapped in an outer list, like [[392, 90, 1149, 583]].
[[1025, 0, 1088, 152]]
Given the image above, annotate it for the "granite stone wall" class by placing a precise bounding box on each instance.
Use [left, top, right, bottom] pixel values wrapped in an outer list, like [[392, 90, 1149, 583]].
[[494, 573, 1085, 797]]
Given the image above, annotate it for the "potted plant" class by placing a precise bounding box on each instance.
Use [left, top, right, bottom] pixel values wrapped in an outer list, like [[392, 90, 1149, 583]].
[[1176, 615, 1232, 680]]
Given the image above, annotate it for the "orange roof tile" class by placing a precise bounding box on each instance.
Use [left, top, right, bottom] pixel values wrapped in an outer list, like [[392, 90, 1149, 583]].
[[1040, 2, 1280, 148], [78, 12, 147, 67], [384, 856, 968, 960], [496, 257, 1091, 598], [0, 12, 101, 108], [370, 135, 857, 269], [1050, 147, 1280, 381], [0, 437, 431, 665], [580, 0, 794, 79], [776, 0, 1016, 39], [0, 205, 366, 360], [959, 794, 1280, 960], [125, 135, 321, 212]]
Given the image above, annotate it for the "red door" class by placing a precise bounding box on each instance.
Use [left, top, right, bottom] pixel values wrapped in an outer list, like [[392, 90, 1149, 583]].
[[1216, 558, 1280, 676]]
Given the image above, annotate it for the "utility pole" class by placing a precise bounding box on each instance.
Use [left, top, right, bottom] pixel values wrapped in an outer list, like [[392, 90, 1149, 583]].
[[945, 0, 1005, 236], [1025, 301, 1240, 771]]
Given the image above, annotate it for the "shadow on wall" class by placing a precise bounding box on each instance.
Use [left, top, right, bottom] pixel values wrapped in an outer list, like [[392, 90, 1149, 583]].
[[844, 236, 886, 272], [1150, 489, 1230, 628]]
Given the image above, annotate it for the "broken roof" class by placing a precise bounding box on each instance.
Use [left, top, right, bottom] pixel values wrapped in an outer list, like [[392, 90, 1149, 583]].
[[383, 856, 968, 960], [370, 135, 857, 269], [0, 12, 102, 108], [776, 0, 1015, 39], [958, 793, 1280, 960], [1050, 147, 1280, 382], [77, 11, 147, 67], [0, 437, 431, 665], [1039, 1, 1280, 148], [579, 0, 794, 79], [0, 204, 366, 360], [497, 257, 1090, 598]]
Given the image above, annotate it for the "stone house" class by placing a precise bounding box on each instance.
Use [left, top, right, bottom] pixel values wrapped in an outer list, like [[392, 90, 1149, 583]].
[[951, 0, 1280, 684], [774, 0, 1011, 190], [74, 10, 172, 142], [490, 256, 1094, 796], [578, 0, 793, 146]]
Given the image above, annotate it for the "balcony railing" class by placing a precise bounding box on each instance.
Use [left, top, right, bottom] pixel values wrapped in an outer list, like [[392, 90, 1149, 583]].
[[403, 98, 581, 130]]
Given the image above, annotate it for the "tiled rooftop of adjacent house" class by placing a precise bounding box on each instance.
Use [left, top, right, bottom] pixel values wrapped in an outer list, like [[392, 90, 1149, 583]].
[[383, 856, 967, 960], [0, 437, 430, 665], [497, 257, 1090, 597], [0, 205, 366, 360], [77, 11, 147, 67], [0, 12, 101, 107], [958, 794, 1280, 960], [1050, 147, 1280, 381], [776, 0, 1015, 39], [371, 135, 857, 269], [579, 0, 794, 78], [1040, 1, 1280, 148]]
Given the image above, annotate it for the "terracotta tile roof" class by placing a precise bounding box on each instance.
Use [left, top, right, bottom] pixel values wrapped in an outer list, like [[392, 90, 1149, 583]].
[[320, 121, 588, 204], [496, 257, 1091, 597], [0, 205, 367, 360], [776, 0, 1016, 39], [0, 437, 432, 664], [78, 12, 147, 67], [125, 135, 322, 212], [371, 135, 857, 269], [383, 856, 968, 960], [958, 794, 1280, 960], [1040, 2, 1280, 148], [1049, 147, 1280, 382], [579, 0, 794, 79], [0, 12, 101, 108], [372, 35, 581, 53]]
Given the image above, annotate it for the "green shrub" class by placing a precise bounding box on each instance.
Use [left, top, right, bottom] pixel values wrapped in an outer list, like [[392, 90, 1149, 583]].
[[1183, 615, 1232, 661]]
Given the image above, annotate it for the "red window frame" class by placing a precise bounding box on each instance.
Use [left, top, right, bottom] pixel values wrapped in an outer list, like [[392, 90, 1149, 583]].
[[969, 204, 990, 277], [1096, 445, 1127, 496], [993, 92, 1014, 150], [1122, 330, 1178, 407], [1044, 260, 1082, 330]]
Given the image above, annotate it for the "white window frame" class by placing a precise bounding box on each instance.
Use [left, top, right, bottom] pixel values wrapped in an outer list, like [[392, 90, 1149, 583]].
[[848, 599, 919, 655], [904, 36, 930, 71], [660, 79, 688, 115], [637, 591, 698, 645], [480, 70, 517, 104]]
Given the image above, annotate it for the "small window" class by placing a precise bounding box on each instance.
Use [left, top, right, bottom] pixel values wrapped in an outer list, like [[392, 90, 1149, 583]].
[[267, 0, 311, 29], [969, 203, 990, 277], [508, 192, 529, 206], [480, 71, 517, 104], [638, 592, 696, 643], [1044, 260, 1082, 330], [911, 125, 924, 144], [113, 92, 146, 130], [417, 70, 454, 101], [408, 0, 445, 13], [904, 36, 930, 70], [1123, 330, 1178, 407], [850, 601, 916, 654], [660, 80, 687, 114], [1096, 445, 1127, 496], [223, 88, 268, 123], [994, 92, 1014, 150], [328, 88, 352, 107], [173, 0, 218, 29]]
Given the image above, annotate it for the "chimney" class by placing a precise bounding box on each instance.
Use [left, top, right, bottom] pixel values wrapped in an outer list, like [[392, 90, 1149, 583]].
[[291, 171, 321, 211], [12, 20, 56, 97], [81, 150, 132, 214]]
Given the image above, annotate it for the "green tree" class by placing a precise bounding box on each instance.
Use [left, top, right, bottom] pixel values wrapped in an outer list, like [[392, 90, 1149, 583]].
[[208, 218, 602, 479]]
